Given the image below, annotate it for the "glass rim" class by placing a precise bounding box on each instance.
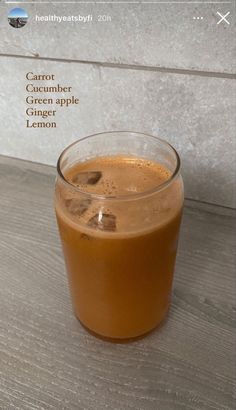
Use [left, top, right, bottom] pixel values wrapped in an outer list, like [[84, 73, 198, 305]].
[[56, 131, 181, 201]]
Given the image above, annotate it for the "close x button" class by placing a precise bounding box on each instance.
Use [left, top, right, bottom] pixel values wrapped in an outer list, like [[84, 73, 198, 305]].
[[216, 11, 230, 25]]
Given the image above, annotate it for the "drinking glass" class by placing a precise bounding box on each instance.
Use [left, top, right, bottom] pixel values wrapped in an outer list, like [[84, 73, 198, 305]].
[[55, 131, 184, 342]]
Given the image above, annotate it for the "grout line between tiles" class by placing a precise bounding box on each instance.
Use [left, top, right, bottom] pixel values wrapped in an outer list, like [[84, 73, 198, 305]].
[[0, 53, 235, 79]]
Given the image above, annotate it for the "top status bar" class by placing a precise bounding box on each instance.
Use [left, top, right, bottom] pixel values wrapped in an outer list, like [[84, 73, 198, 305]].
[[3, 1, 233, 4]]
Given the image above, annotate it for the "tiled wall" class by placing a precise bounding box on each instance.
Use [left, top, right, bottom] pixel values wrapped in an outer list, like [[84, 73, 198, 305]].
[[0, 1, 235, 207]]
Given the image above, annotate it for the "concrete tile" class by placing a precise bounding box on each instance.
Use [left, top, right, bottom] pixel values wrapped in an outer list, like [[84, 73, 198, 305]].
[[0, 56, 235, 207], [0, 2, 235, 74]]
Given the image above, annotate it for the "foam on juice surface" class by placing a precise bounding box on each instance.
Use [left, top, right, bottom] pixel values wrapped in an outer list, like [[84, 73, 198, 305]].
[[56, 155, 182, 236], [65, 156, 171, 197]]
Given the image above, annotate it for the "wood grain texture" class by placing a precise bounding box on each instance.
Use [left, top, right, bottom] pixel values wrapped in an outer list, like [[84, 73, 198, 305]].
[[0, 155, 235, 410]]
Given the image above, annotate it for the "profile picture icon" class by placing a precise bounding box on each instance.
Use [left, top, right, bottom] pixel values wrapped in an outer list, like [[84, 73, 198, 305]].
[[8, 8, 28, 28]]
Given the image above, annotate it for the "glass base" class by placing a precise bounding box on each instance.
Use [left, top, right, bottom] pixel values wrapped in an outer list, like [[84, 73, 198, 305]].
[[76, 314, 169, 344]]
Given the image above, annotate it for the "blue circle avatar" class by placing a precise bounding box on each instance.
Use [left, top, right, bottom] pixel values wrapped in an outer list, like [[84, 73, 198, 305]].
[[8, 8, 28, 29]]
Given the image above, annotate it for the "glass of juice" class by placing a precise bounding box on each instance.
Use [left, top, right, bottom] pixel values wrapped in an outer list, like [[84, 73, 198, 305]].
[[55, 131, 184, 342]]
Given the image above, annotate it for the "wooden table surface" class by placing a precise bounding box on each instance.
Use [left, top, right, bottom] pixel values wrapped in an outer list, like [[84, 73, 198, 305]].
[[0, 155, 235, 410]]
